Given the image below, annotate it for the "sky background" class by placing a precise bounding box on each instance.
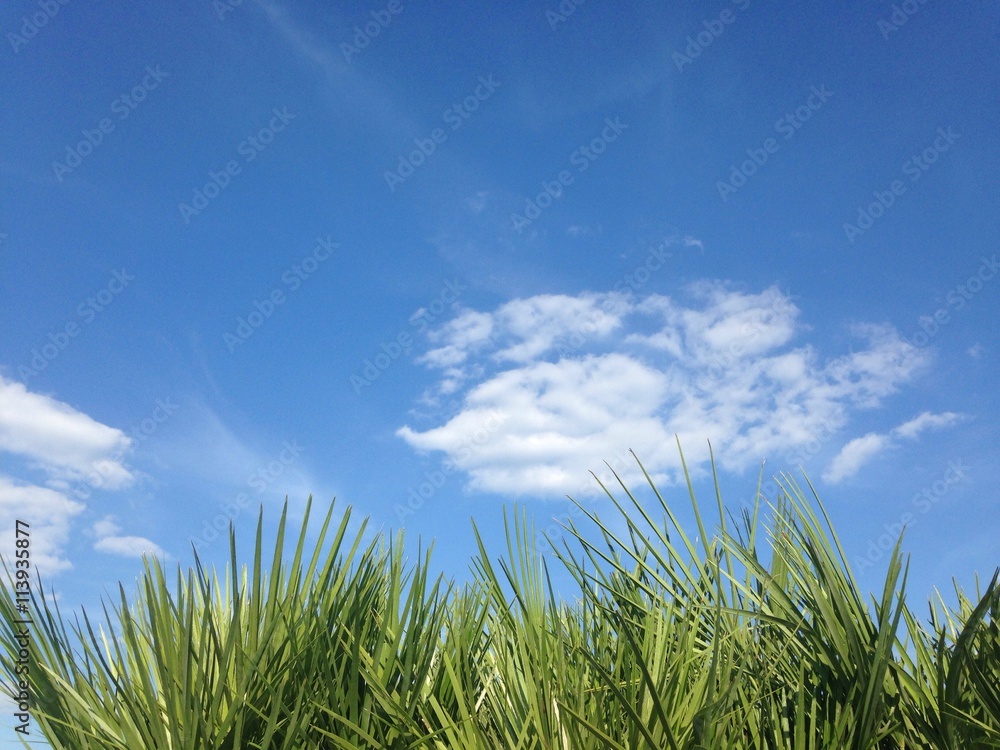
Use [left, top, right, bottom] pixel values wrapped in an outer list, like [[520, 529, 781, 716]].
[[1, 0, 999, 740]]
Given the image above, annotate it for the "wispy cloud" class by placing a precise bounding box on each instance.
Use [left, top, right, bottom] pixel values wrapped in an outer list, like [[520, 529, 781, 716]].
[[824, 410, 965, 483], [399, 282, 933, 497], [893, 411, 964, 440], [152, 397, 327, 511], [822, 434, 893, 484], [254, 0, 345, 81], [253, 0, 416, 140]]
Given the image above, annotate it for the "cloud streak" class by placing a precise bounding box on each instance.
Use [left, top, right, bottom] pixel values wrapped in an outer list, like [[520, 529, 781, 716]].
[[823, 410, 965, 483]]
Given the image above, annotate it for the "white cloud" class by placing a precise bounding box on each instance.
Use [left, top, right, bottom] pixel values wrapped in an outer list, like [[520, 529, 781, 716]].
[[92, 516, 120, 538], [823, 410, 964, 483], [399, 354, 674, 494], [822, 433, 892, 484], [893, 411, 963, 440], [417, 293, 630, 397], [0, 376, 133, 488], [423, 292, 630, 368], [495, 293, 627, 363], [92, 516, 169, 559], [0, 377, 152, 575], [94, 535, 168, 558], [400, 282, 933, 497], [638, 282, 798, 359], [418, 309, 495, 368], [0, 477, 85, 575]]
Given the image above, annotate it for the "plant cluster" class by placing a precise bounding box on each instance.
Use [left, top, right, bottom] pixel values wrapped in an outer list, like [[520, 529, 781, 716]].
[[3, 447, 998, 749]]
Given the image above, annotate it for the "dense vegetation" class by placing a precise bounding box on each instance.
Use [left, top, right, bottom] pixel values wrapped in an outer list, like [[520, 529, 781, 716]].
[[3, 447, 999, 749]]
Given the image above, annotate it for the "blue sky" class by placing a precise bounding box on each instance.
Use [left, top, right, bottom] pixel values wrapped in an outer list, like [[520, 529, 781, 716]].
[[1, 1, 999, 728]]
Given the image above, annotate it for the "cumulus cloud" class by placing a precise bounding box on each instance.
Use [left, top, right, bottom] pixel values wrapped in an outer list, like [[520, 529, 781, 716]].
[[0, 376, 146, 575], [399, 354, 675, 494], [0, 376, 133, 488], [92, 516, 169, 559], [398, 282, 933, 497], [494, 293, 627, 363], [0, 478, 85, 575], [418, 309, 495, 369], [823, 410, 965, 483], [94, 535, 168, 558], [626, 283, 797, 360], [416, 292, 631, 398]]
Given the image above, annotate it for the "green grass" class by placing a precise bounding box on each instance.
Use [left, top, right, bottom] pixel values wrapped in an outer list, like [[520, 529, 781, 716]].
[[3, 444, 998, 748]]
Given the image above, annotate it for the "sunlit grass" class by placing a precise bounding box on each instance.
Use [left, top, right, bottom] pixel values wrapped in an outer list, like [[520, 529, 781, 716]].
[[3, 442, 998, 748]]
